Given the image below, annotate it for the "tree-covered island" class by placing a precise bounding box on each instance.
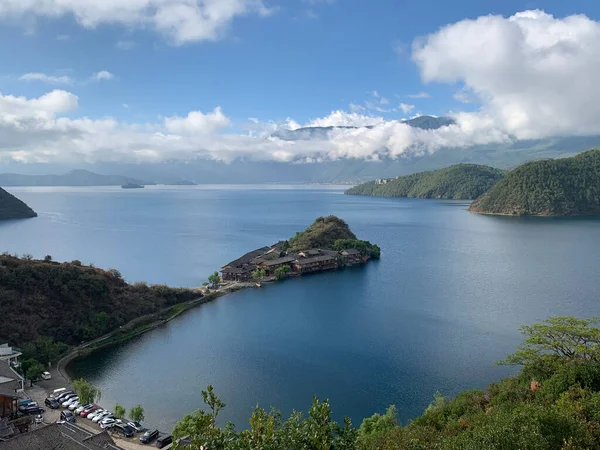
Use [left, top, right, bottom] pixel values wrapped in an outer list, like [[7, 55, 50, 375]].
[[220, 215, 380, 283]]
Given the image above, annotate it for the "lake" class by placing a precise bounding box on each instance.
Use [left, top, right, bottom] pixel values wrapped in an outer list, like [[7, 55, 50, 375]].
[[2, 185, 600, 431]]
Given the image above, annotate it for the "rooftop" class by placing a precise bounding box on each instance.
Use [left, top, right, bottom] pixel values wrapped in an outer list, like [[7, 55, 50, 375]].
[[260, 256, 297, 267], [295, 254, 337, 265]]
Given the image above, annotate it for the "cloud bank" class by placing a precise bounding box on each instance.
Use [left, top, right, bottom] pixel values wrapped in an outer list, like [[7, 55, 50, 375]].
[[1, 10, 599, 165]]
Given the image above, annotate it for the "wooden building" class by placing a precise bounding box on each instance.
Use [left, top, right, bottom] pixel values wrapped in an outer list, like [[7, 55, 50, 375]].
[[294, 254, 338, 273]]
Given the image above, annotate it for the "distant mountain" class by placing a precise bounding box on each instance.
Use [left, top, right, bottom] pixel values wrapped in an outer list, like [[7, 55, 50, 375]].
[[165, 180, 197, 186], [346, 164, 505, 200], [271, 116, 454, 141], [0, 187, 37, 220], [0, 169, 154, 187], [469, 148, 600, 216]]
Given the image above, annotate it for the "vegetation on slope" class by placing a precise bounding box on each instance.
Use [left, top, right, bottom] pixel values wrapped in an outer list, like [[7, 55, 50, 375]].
[[0, 254, 198, 347], [172, 316, 600, 450], [345, 164, 505, 200], [287, 216, 380, 258], [0, 187, 37, 220], [469, 148, 600, 216]]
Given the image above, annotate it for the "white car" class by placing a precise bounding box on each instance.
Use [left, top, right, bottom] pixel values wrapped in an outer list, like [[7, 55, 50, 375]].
[[62, 397, 79, 408], [68, 401, 80, 411], [87, 409, 104, 421], [75, 404, 91, 415], [100, 417, 116, 429], [93, 411, 112, 423], [41, 371, 51, 380]]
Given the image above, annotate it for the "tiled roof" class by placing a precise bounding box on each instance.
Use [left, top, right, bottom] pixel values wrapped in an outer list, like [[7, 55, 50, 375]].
[[296, 254, 337, 265], [260, 256, 297, 267]]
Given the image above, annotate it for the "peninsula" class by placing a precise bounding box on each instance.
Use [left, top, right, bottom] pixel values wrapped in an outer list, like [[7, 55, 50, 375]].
[[121, 182, 144, 189], [345, 164, 504, 200], [469, 148, 600, 216], [221, 216, 380, 282], [0, 187, 37, 220]]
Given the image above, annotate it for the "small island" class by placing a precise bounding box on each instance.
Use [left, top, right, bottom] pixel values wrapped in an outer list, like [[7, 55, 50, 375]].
[[220, 216, 380, 283], [469, 149, 600, 216], [0, 187, 37, 220], [165, 180, 197, 186], [345, 164, 505, 200], [121, 182, 145, 189]]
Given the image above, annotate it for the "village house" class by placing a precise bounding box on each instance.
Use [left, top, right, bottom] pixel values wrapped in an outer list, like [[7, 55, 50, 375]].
[[258, 255, 297, 276], [294, 254, 339, 274], [340, 248, 363, 265], [0, 347, 23, 421]]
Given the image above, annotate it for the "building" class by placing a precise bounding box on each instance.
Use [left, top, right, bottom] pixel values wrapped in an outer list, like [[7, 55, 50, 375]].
[[0, 422, 124, 449], [221, 265, 256, 282], [340, 249, 363, 265], [0, 362, 23, 419], [0, 346, 20, 368], [258, 255, 297, 276], [294, 254, 339, 274]]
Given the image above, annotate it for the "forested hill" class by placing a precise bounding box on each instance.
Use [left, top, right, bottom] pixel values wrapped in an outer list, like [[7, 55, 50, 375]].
[[345, 164, 505, 200], [0, 255, 198, 347], [469, 148, 600, 216], [0, 187, 37, 220]]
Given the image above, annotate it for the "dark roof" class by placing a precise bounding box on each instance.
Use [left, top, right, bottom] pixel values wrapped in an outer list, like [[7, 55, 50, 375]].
[[342, 249, 361, 255], [0, 423, 123, 450], [295, 255, 337, 266], [221, 265, 256, 274], [223, 247, 269, 268], [0, 363, 21, 386], [260, 256, 297, 267]]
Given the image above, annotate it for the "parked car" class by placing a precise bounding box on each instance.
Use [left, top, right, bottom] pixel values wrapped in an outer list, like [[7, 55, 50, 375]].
[[60, 410, 76, 423], [87, 409, 104, 421], [19, 401, 37, 411], [55, 391, 74, 402], [68, 401, 81, 411], [127, 421, 145, 432], [75, 403, 91, 414], [140, 429, 159, 444], [45, 398, 60, 409], [156, 434, 173, 448], [41, 371, 51, 380], [62, 396, 79, 408], [112, 423, 135, 438], [93, 411, 113, 423], [81, 406, 99, 418], [24, 406, 45, 415], [52, 388, 67, 398], [100, 417, 116, 429]]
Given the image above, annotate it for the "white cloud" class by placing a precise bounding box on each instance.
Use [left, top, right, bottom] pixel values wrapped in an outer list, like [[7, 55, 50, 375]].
[[164, 107, 230, 134], [0, 0, 274, 45], [116, 40, 137, 50], [19, 73, 73, 85], [399, 103, 415, 114], [407, 91, 431, 99], [91, 71, 115, 81], [413, 10, 600, 139], [306, 110, 385, 128]]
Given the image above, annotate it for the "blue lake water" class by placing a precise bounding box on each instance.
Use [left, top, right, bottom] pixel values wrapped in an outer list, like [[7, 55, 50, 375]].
[[2, 185, 600, 431]]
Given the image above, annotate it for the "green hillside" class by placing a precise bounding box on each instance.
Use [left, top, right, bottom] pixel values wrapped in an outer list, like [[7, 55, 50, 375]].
[[0, 187, 37, 220], [469, 148, 600, 216], [345, 164, 505, 200], [0, 255, 198, 346]]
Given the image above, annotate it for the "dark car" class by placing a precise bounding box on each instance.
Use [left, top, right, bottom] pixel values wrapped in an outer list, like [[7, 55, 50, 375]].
[[112, 423, 135, 438], [155, 434, 172, 448], [140, 429, 159, 444], [127, 421, 145, 432], [56, 391, 74, 402], [60, 410, 76, 423], [45, 398, 60, 409], [24, 406, 45, 415]]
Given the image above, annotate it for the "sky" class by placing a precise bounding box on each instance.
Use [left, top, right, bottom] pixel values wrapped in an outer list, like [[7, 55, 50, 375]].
[[1, 0, 600, 166]]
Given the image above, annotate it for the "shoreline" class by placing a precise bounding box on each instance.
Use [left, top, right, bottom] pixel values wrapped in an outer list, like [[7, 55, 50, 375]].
[[58, 283, 249, 383]]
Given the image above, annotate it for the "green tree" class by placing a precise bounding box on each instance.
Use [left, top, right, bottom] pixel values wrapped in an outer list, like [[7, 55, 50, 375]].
[[72, 378, 102, 405], [208, 271, 220, 288], [25, 361, 45, 385], [43, 255, 53, 262], [129, 405, 145, 423], [357, 405, 398, 448], [252, 268, 266, 282], [274, 265, 291, 281], [114, 403, 126, 419]]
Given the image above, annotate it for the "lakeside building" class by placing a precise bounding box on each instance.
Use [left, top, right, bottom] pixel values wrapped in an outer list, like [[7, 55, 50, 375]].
[[221, 243, 367, 281], [0, 352, 24, 421]]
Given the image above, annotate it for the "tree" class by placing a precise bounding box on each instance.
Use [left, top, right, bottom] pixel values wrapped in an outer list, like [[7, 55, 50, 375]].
[[274, 265, 291, 281], [252, 268, 266, 283], [499, 316, 600, 376], [72, 378, 102, 405], [25, 362, 45, 385], [114, 403, 126, 419], [43, 255, 52, 262], [208, 271, 220, 288], [129, 405, 145, 423]]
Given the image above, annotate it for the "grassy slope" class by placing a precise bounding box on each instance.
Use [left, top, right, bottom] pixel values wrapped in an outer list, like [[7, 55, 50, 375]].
[[469, 148, 600, 216], [0, 187, 37, 220], [288, 216, 357, 251], [345, 164, 505, 200], [0, 255, 198, 346]]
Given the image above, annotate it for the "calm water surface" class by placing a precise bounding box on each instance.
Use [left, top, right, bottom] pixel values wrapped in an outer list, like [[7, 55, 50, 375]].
[[1, 185, 600, 430]]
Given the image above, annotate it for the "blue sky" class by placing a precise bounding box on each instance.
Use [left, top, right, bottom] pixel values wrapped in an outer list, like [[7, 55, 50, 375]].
[[1, 0, 600, 165], [0, 0, 598, 126]]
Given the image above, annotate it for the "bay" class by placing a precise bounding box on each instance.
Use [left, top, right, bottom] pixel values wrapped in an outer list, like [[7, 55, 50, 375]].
[[1, 185, 600, 431]]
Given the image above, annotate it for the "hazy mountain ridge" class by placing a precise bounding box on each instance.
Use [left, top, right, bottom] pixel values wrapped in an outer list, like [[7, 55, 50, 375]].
[[0, 169, 154, 187]]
